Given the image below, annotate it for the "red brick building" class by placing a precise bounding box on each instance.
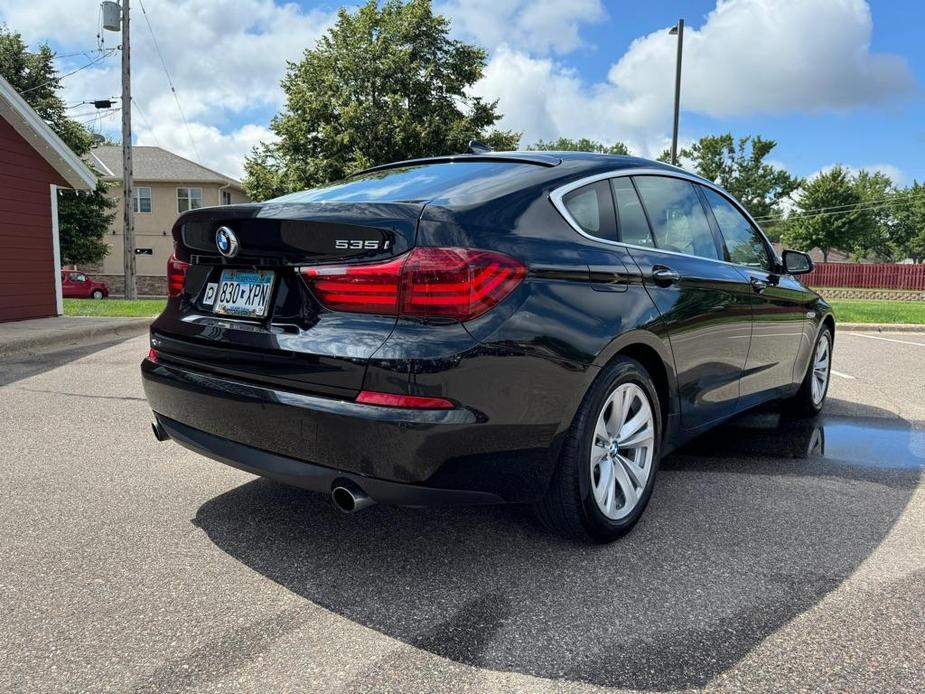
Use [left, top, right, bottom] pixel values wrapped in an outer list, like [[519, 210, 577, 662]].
[[0, 75, 96, 322]]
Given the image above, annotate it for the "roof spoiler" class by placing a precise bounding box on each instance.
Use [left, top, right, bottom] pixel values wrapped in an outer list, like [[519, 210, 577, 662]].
[[466, 140, 493, 154], [352, 152, 561, 177]]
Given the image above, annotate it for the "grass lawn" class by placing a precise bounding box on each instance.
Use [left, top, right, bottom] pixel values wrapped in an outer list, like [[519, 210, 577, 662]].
[[63, 298, 166, 317], [61, 297, 925, 324], [829, 299, 925, 324]]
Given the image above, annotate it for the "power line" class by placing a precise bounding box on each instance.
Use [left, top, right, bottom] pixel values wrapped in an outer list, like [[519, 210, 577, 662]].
[[78, 110, 119, 127], [758, 194, 925, 226], [137, 0, 201, 161], [131, 97, 162, 147], [754, 190, 925, 224], [54, 47, 113, 60], [21, 50, 115, 95], [755, 197, 897, 221], [67, 97, 120, 110], [72, 107, 120, 120]]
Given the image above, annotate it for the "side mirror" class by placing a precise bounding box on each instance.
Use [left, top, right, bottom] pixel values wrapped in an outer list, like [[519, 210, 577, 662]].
[[782, 250, 814, 275]]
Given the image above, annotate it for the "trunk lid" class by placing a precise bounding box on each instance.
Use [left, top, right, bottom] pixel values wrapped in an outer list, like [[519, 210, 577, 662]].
[[152, 201, 423, 397], [175, 201, 420, 266]]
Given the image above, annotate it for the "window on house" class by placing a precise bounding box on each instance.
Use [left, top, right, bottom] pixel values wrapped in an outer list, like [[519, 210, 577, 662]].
[[133, 186, 152, 213], [177, 187, 203, 213], [221, 190, 232, 205]]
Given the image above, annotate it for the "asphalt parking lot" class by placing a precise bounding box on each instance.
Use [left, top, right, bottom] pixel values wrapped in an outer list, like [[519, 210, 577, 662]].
[[1, 331, 923, 693]]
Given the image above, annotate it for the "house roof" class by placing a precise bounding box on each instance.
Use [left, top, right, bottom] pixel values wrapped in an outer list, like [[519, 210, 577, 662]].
[[89, 145, 242, 188], [0, 74, 96, 190]]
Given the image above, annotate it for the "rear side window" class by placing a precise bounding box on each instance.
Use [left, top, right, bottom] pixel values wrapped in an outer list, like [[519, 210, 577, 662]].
[[701, 187, 771, 270], [562, 180, 617, 241], [611, 177, 654, 247], [270, 162, 537, 203], [633, 176, 719, 260]]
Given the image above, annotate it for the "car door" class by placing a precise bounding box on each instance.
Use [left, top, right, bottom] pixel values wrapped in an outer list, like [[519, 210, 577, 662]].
[[61, 272, 76, 298], [626, 175, 753, 430], [699, 186, 806, 401]]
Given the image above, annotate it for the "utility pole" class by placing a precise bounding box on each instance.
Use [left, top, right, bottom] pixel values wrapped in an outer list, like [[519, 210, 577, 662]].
[[120, 0, 136, 299], [669, 18, 684, 166]]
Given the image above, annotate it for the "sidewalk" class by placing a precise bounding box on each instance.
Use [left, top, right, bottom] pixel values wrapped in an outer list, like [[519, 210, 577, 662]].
[[0, 316, 151, 358], [838, 322, 925, 333]]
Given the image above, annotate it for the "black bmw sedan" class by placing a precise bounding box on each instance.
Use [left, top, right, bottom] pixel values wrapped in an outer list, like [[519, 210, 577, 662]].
[[142, 151, 834, 542]]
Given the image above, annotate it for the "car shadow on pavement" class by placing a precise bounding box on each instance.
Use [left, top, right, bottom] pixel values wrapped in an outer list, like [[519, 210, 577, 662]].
[[193, 402, 923, 691]]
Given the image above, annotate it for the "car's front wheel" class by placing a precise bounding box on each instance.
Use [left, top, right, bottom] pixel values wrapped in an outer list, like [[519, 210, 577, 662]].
[[535, 357, 661, 543], [787, 326, 832, 416], [91, 289, 104, 300]]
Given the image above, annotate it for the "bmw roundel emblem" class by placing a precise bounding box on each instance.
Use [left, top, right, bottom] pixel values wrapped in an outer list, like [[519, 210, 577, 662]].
[[215, 226, 239, 258]]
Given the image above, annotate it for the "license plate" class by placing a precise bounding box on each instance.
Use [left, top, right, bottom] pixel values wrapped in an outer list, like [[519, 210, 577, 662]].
[[210, 270, 275, 318]]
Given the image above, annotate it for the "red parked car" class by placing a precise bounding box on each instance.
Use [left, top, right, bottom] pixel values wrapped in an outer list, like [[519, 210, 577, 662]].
[[61, 271, 109, 299]]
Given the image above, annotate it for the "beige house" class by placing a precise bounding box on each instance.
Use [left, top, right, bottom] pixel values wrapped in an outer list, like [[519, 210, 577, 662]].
[[81, 145, 249, 295]]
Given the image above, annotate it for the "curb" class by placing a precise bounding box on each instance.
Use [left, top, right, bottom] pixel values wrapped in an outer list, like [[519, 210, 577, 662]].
[[837, 322, 925, 333], [0, 317, 152, 358]]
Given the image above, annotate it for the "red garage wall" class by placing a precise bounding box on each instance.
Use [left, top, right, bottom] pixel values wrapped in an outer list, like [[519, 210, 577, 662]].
[[0, 116, 67, 322]]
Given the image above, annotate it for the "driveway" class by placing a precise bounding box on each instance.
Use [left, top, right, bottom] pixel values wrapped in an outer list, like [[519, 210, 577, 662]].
[[1, 332, 923, 693]]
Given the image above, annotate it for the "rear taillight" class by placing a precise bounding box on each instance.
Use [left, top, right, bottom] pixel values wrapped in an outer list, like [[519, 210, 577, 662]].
[[300, 247, 526, 321], [167, 254, 189, 297]]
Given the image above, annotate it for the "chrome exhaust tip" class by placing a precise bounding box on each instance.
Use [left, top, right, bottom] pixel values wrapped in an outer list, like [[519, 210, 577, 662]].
[[331, 484, 375, 514], [151, 420, 169, 442]]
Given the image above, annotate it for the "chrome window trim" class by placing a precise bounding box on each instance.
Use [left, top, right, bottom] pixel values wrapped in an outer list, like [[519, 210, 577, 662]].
[[549, 167, 780, 271]]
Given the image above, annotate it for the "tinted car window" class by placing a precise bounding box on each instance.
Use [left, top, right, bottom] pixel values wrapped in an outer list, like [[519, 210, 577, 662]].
[[633, 176, 719, 260], [562, 180, 617, 241], [701, 187, 771, 270], [270, 162, 537, 203], [611, 177, 654, 247]]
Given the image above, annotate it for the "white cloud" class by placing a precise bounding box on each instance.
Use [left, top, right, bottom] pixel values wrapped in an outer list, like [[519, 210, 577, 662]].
[[608, 0, 914, 118], [476, 0, 915, 154], [1, 0, 914, 182], [438, 0, 606, 54], [0, 0, 335, 179]]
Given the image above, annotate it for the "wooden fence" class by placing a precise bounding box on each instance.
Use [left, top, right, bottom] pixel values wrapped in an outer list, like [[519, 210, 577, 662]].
[[803, 263, 925, 290]]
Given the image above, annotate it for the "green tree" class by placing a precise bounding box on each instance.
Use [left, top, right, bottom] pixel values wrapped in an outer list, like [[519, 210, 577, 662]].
[[781, 166, 875, 262], [892, 181, 925, 263], [851, 169, 898, 261], [529, 137, 630, 155], [680, 134, 801, 220], [56, 183, 115, 264], [244, 0, 518, 200], [0, 26, 113, 264]]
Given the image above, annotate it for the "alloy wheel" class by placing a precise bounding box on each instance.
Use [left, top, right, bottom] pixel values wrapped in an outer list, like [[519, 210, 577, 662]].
[[590, 383, 655, 520], [811, 334, 831, 406]]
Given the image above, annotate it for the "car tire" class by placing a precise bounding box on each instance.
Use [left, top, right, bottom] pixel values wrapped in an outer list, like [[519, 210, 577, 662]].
[[534, 357, 662, 543], [91, 289, 104, 300], [786, 326, 832, 416]]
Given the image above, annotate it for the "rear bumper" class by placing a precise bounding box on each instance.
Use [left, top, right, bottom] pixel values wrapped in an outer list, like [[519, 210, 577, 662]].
[[154, 414, 502, 506], [141, 357, 561, 503]]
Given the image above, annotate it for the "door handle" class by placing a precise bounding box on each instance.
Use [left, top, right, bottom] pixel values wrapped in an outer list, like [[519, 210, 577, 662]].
[[750, 277, 768, 294], [651, 266, 681, 286]]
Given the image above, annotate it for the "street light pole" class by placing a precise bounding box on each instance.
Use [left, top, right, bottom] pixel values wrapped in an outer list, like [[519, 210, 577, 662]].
[[669, 18, 684, 166]]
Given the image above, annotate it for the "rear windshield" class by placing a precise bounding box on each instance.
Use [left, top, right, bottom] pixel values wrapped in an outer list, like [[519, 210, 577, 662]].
[[270, 162, 530, 204]]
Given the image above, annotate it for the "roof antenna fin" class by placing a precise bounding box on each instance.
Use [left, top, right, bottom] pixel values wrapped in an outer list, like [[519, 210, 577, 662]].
[[466, 139, 493, 154]]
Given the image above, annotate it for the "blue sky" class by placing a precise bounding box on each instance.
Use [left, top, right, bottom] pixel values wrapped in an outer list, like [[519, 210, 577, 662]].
[[0, 0, 921, 184], [566, 0, 925, 183]]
